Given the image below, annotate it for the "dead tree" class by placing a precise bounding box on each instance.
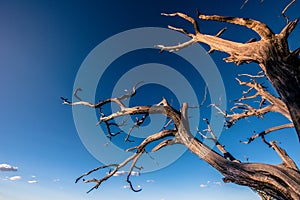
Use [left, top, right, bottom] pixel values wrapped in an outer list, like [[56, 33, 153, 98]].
[[62, 78, 300, 199], [157, 11, 300, 142], [62, 6, 300, 200]]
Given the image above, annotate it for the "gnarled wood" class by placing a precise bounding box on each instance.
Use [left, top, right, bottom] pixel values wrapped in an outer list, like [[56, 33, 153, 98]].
[[63, 7, 300, 200], [158, 12, 300, 142], [63, 88, 300, 199]]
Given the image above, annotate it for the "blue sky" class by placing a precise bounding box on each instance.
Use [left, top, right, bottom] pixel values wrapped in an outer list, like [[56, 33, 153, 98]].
[[0, 1, 299, 200]]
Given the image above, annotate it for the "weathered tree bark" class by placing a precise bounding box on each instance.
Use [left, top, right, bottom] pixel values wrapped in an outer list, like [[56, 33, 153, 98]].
[[63, 89, 300, 199], [158, 13, 300, 141], [62, 9, 300, 200], [179, 103, 300, 200], [156, 12, 300, 199]]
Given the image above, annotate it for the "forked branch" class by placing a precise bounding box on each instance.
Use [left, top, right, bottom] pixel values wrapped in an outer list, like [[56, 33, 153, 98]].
[[241, 123, 294, 145], [63, 84, 300, 199], [198, 118, 240, 163], [212, 78, 291, 128]]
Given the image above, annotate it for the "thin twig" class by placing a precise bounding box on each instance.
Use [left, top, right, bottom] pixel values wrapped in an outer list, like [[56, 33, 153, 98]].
[[282, 0, 296, 24], [240, 123, 294, 145]]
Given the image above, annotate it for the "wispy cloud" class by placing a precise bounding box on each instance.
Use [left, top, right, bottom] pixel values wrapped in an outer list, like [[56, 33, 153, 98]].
[[9, 176, 21, 181], [130, 171, 140, 176], [28, 180, 38, 184], [146, 179, 155, 183], [123, 184, 141, 189], [200, 180, 222, 188], [0, 164, 18, 172], [213, 181, 222, 186], [113, 170, 140, 177], [123, 185, 130, 189], [53, 178, 60, 182]]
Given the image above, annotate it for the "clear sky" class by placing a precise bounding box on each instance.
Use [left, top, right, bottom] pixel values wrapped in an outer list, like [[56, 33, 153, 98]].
[[0, 1, 299, 200]]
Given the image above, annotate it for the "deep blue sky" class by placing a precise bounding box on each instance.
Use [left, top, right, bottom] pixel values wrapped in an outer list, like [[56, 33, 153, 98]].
[[0, 1, 299, 200]]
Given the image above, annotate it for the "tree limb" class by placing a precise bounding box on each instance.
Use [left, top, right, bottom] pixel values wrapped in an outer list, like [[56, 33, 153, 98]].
[[240, 123, 294, 145], [198, 13, 274, 39], [270, 141, 298, 170], [199, 118, 240, 163], [281, 0, 296, 24]]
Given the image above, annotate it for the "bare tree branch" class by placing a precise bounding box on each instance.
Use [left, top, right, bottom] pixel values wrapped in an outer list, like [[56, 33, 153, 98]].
[[126, 151, 143, 192], [280, 18, 299, 38], [198, 13, 274, 39], [63, 5, 300, 197], [151, 138, 178, 152], [241, 123, 294, 145], [156, 39, 196, 52], [63, 85, 300, 198], [77, 152, 142, 193], [158, 12, 275, 66], [125, 114, 149, 142], [270, 141, 298, 170], [234, 78, 291, 121], [161, 12, 200, 34], [62, 82, 142, 110], [282, 0, 296, 24], [238, 71, 264, 78], [158, 9, 300, 142], [240, 0, 249, 9], [199, 118, 240, 163]]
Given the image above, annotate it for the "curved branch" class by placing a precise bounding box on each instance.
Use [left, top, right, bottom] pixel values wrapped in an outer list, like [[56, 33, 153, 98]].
[[282, 0, 296, 23], [125, 114, 149, 142], [156, 39, 196, 52], [198, 14, 274, 39], [235, 78, 291, 121], [241, 123, 294, 145], [199, 119, 240, 163], [280, 18, 299, 38], [151, 138, 178, 152], [77, 152, 142, 193], [126, 151, 143, 192], [159, 12, 262, 65], [62, 82, 142, 109], [126, 130, 176, 152], [161, 12, 200, 34], [270, 141, 298, 170]]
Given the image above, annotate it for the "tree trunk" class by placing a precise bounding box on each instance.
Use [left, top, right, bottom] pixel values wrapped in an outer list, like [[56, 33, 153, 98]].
[[178, 103, 300, 200], [66, 12, 300, 200], [159, 13, 300, 140], [262, 54, 300, 141]]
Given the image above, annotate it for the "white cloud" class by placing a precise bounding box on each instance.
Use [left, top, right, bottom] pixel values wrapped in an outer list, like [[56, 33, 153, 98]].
[[213, 181, 222, 186], [122, 185, 130, 189], [130, 171, 140, 176], [146, 179, 155, 183], [0, 164, 18, 172], [28, 180, 38, 184], [53, 178, 60, 182], [200, 180, 222, 188], [113, 170, 140, 177], [9, 176, 21, 181], [122, 184, 141, 189], [113, 171, 126, 176]]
